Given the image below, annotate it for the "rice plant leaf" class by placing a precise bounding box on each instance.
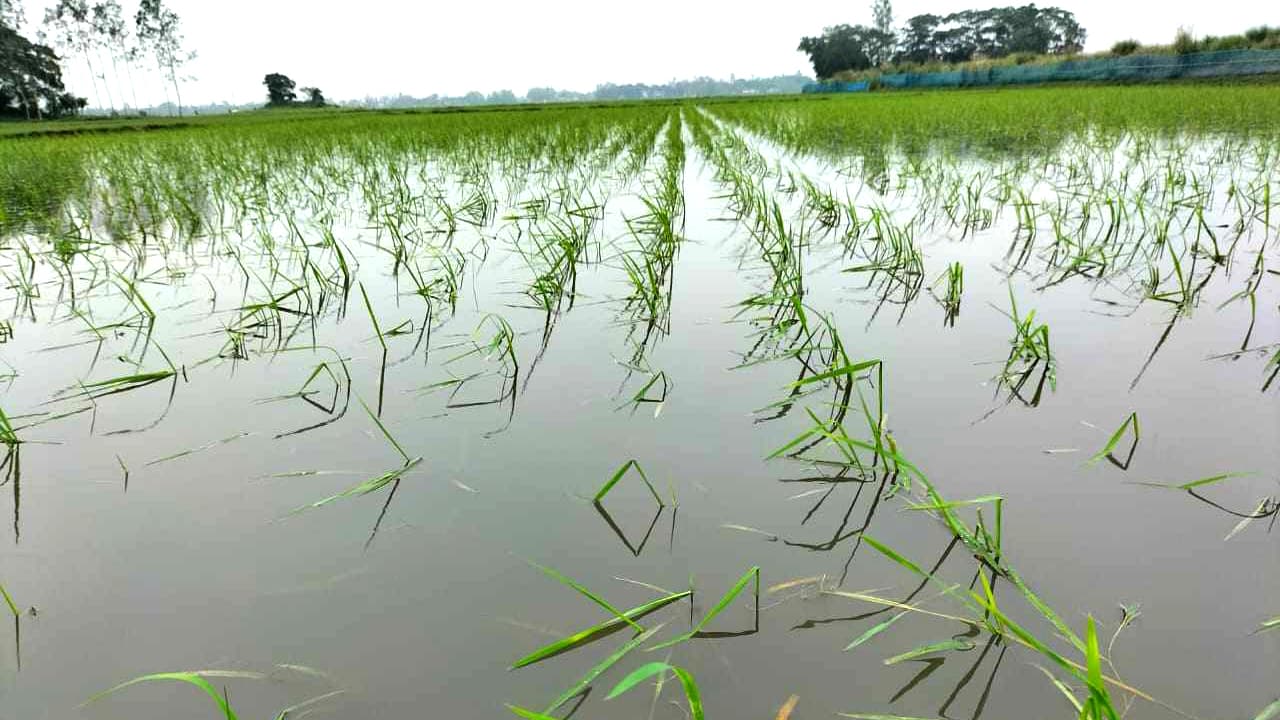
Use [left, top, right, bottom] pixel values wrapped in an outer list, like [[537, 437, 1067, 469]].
[[288, 457, 422, 515], [358, 283, 386, 352], [1137, 473, 1254, 490], [1084, 616, 1106, 701], [1254, 699, 1280, 720], [1088, 412, 1139, 465], [273, 689, 345, 720], [511, 590, 690, 669], [543, 624, 663, 714], [1224, 498, 1272, 541], [1034, 665, 1082, 712], [839, 707, 942, 712], [606, 662, 704, 720], [793, 359, 881, 387], [0, 582, 17, 617], [595, 459, 663, 506], [529, 561, 644, 633], [648, 566, 758, 651], [862, 535, 929, 579], [84, 672, 241, 720], [1259, 616, 1280, 634], [359, 397, 410, 464], [776, 695, 800, 720], [845, 611, 907, 652], [905, 496, 1004, 512], [1177, 472, 1251, 490], [884, 638, 974, 665], [506, 705, 559, 720]]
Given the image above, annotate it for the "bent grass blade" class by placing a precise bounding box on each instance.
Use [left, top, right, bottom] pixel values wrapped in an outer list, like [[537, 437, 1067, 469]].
[[541, 624, 664, 715], [510, 591, 690, 669], [648, 566, 759, 651], [1088, 412, 1140, 467], [595, 459, 663, 506], [527, 561, 644, 633], [606, 662, 704, 720]]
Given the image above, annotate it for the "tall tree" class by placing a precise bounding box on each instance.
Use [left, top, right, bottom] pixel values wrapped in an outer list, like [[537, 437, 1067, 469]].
[[891, 6, 1086, 65], [300, 85, 325, 106], [91, 0, 135, 110], [897, 14, 942, 64], [798, 24, 893, 78], [870, 0, 895, 65], [1, 0, 26, 30], [135, 0, 191, 116], [872, 0, 893, 34], [2, 18, 85, 118], [42, 0, 109, 110], [263, 72, 296, 105]]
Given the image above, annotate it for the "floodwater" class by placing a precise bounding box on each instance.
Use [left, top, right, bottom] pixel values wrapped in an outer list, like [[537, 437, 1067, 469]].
[[0, 112, 1277, 720]]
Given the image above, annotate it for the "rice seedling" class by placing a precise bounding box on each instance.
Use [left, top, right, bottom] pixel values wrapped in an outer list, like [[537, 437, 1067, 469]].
[[0, 582, 17, 617], [509, 590, 691, 669], [1255, 699, 1280, 720], [648, 566, 760, 650], [928, 262, 964, 327], [287, 398, 420, 516], [594, 459, 663, 506], [85, 671, 253, 720], [526, 561, 646, 633], [0, 407, 19, 448], [1088, 412, 1141, 469], [605, 662, 704, 720], [358, 282, 389, 415], [995, 285, 1055, 407], [537, 623, 664, 715], [84, 668, 342, 720]]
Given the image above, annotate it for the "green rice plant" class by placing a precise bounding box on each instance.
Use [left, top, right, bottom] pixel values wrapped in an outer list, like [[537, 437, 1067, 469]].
[[595, 459, 663, 506], [87, 672, 247, 720], [648, 566, 759, 651], [537, 623, 664, 715], [1254, 699, 1280, 720], [928, 262, 964, 327], [0, 582, 17, 617], [144, 432, 252, 468], [0, 407, 19, 448], [510, 590, 691, 669], [606, 662, 704, 720], [288, 398, 419, 515], [358, 282, 389, 416], [527, 562, 645, 633], [835, 538, 1149, 720], [84, 669, 342, 720], [996, 285, 1055, 407], [1089, 412, 1141, 469], [627, 371, 670, 408]]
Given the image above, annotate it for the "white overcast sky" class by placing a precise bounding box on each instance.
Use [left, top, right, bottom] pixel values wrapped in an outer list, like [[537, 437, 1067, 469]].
[[17, 0, 1276, 106]]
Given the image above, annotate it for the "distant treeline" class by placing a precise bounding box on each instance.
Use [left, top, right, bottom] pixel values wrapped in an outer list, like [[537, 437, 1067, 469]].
[[347, 75, 813, 109]]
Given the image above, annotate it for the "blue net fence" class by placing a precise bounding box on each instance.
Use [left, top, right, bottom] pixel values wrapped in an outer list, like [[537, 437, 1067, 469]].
[[803, 49, 1280, 93], [802, 81, 871, 94]]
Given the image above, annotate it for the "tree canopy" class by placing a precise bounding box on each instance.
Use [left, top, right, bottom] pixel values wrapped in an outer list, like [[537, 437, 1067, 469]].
[[1, 16, 85, 118], [264, 73, 327, 108], [799, 3, 1088, 79], [264, 72, 296, 105]]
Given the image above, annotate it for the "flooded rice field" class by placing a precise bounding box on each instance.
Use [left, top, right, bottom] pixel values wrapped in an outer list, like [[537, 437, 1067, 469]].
[[0, 87, 1277, 720]]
